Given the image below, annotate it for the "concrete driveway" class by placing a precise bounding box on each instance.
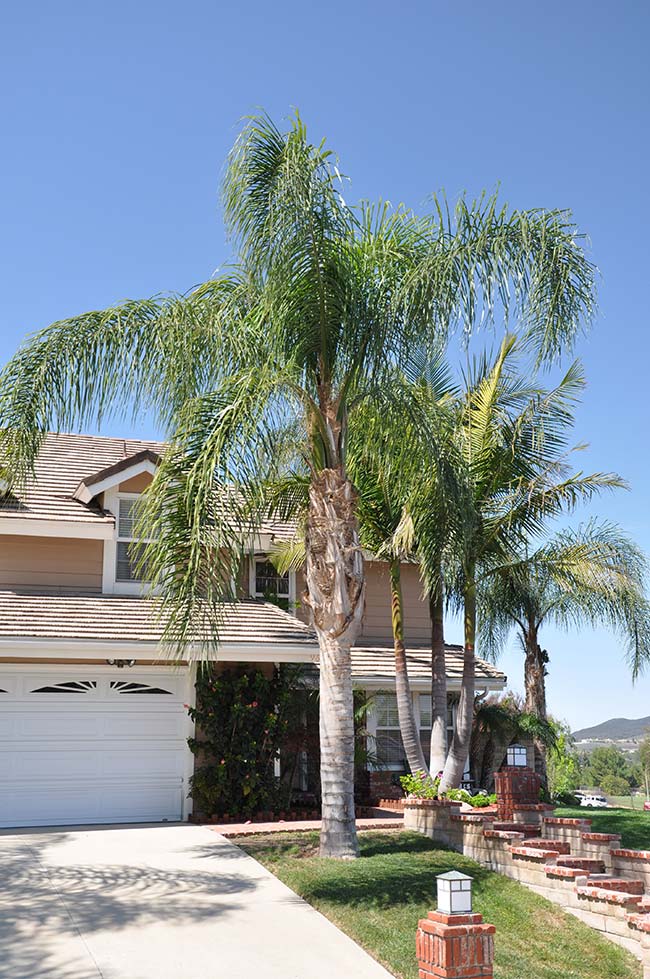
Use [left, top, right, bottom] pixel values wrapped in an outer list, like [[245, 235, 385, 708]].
[[0, 824, 395, 979]]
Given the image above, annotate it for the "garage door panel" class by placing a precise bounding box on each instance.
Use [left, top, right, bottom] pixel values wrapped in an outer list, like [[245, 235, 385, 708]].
[[0, 780, 184, 827], [0, 668, 191, 828], [2, 710, 187, 741], [0, 746, 187, 780]]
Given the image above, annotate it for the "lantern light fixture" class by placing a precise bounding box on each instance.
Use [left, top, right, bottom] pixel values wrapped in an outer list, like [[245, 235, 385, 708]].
[[436, 870, 473, 915], [506, 743, 528, 767]]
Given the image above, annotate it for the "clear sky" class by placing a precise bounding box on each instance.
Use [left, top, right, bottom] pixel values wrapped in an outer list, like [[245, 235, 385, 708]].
[[1, 1, 648, 730]]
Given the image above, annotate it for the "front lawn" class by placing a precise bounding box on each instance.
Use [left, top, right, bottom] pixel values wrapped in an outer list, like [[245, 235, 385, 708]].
[[235, 830, 641, 979], [556, 806, 650, 849]]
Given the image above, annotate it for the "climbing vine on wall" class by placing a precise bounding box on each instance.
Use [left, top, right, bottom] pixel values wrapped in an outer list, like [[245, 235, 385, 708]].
[[187, 665, 303, 817]]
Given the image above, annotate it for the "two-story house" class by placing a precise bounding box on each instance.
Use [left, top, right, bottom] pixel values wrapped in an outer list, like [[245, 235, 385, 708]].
[[0, 433, 506, 828]]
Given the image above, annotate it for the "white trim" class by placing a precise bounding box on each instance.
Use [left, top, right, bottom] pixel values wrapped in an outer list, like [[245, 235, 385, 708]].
[[73, 458, 158, 503], [102, 489, 156, 596], [183, 663, 197, 820], [0, 517, 114, 539], [0, 638, 320, 663], [356, 677, 506, 693], [248, 556, 297, 613]]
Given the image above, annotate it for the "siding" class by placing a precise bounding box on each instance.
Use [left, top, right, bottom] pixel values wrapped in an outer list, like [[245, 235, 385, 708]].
[[0, 536, 104, 592], [296, 561, 430, 642], [361, 561, 430, 641], [118, 472, 153, 493]]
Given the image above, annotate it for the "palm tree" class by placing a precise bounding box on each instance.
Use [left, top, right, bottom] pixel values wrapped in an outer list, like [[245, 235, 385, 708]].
[[411, 337, 625, 792], [478, 521, 650, 781], [0, 113, 597, 857], [470, 693, 558, 790]]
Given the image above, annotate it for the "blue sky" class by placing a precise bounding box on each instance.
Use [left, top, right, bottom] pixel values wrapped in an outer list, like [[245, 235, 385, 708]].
[[1, 1, 648, 730]]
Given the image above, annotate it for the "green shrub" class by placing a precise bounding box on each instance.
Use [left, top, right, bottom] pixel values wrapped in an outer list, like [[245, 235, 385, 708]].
[[188, 665, 300, 817], [468, 792, 497, 807], [444, 788, 472, 803], [400, 770, 440, 798]]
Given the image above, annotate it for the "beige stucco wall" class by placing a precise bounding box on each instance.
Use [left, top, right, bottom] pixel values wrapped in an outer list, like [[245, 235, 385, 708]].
[[0, 536, 104, 592]]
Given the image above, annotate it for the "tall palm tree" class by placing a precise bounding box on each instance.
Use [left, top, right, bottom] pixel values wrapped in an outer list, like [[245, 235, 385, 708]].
[[411, 337, 625, 792], [0, 113, 596, 857], [478, 521, 650, 781]]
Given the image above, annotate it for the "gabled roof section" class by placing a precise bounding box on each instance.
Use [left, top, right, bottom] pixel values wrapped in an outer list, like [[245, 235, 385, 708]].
[[0, 433, 166, 531], [73, 448, 161, 503]]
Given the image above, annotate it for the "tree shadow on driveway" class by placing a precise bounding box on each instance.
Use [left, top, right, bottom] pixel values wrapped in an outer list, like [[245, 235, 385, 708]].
[[0, 834, 257, 979]]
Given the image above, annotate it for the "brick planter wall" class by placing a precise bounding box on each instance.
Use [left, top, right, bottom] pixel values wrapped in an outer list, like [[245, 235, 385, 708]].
[[403, 801, 650, 975]]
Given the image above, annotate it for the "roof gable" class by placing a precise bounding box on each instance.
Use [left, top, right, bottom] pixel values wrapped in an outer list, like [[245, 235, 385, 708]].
[[73, 449, 161, 503]]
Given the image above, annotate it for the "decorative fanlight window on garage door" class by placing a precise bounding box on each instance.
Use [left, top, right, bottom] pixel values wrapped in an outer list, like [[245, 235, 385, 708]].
[[30, 680, 98, 693], [110, 681, 173, 695]]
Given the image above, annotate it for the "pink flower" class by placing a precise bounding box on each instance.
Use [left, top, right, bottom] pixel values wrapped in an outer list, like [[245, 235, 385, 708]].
[[220, 759, 226, 765]]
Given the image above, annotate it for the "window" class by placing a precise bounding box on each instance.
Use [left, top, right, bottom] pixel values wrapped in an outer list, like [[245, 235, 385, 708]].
[[375, 693, 405, 766], [115, 497, 149, 583], [418, 695, 455, 773], [251, 558, 291, 610]]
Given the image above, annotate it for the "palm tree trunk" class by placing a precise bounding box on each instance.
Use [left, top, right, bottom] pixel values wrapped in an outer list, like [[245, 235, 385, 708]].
[[439, 575, 476, 792], [429, 583, 448, 776], [390, 561, 429, 774], [523, 622, 549, 784], [305, 468, 364, 859]]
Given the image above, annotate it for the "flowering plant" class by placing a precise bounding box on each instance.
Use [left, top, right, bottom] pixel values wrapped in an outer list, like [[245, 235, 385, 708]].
[[187, 666, 300, 817]]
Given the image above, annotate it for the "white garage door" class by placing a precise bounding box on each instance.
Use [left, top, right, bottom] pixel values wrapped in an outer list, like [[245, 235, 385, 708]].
[[0, 667, 191, 828]]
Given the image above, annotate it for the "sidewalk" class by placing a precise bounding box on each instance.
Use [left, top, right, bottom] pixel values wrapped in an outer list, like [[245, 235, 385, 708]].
[[206, 812, 404, 837]]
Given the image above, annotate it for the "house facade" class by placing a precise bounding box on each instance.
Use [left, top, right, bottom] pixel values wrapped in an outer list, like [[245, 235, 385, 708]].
[[0, 433, 506, 828]]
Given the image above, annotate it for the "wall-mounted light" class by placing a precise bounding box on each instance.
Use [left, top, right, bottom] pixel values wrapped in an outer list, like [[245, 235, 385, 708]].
[[106, 659, 136, 669], [506, 743, 528, 767], [436, 871, 473, 915]]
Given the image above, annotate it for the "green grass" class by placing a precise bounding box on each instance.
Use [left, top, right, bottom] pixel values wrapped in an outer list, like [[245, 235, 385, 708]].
[[608, 796, 648, 812], [235, 830, 641, 979], [556, 806, 650, 849]]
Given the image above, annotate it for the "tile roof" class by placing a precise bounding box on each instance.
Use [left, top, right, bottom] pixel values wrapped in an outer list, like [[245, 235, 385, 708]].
[[0, 432, 298, 538], [0, 590, 313, 646], [349, 644, 506, 685], [0, 589, 506, 685], [1, 432, 165, 525]]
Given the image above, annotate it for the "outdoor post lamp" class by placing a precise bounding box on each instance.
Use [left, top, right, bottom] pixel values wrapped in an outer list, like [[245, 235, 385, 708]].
[[506, 743, 528, 767], [436, 870, 473, 915]]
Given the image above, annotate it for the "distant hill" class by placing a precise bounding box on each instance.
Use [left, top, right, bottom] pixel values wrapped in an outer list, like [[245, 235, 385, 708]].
[[573, 716, 650, 742]]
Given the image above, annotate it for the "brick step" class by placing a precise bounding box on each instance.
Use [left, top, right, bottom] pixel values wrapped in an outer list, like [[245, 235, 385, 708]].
[[546, 865, 587, 880], [483, 829, 525, 841], [576, 884, 644, 908], [510, 845, 560, 862], [543, 816, 592, 830], [586, 876, 645, 895], [521, 838, 571, 855], [492, 821, 540, 838], [626, 912, 650, 934], [556, 856, 606, 873]]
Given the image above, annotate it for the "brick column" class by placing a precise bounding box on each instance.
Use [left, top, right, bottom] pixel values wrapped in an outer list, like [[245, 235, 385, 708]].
[[416, 911, 495, 978], [494, 766, 541, 821]]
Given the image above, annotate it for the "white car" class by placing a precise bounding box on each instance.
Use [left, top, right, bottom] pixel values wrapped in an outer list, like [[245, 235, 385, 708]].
[[580, 794, 608, 808]]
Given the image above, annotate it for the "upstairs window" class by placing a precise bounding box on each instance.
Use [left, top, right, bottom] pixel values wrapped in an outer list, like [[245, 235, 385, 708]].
[[251, 558, 291, 610], [115, 497, 149, 583]]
